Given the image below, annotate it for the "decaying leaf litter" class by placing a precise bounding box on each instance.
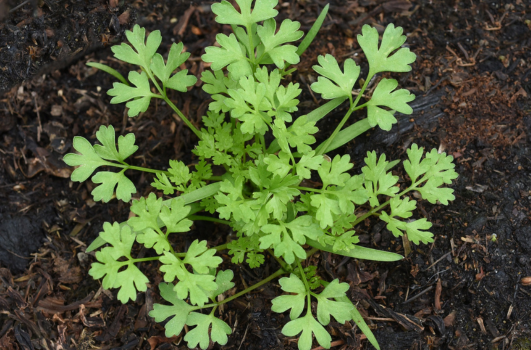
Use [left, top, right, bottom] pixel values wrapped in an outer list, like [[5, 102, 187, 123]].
[[0, 0, 530, 349]]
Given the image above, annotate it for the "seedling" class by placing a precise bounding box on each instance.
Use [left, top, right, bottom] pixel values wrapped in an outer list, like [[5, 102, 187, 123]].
[[66, 1, 458, 349]]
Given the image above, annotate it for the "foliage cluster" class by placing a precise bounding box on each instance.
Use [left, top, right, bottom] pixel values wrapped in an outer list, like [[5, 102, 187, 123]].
[[65, 1, 458, 349]]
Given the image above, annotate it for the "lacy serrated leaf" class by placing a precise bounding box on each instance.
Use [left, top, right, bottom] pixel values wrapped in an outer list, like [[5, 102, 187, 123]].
[[93, 125, 138, 162], [362, 152, 399, 207], [159, 251, 217, 306], [260, 216, 322, 264], [149, 282, 195, 337], [264, 151, 292, 178], [282, 312, 331, 350], [380, 200, 433, 244], [403, 144, 431, 183], [183, 240, 223, 274], [202, 34, 252, 79], [215, 177, 255, 223], [418, 177, 455, 205], [112, 24, 161, 69], [108, 71, 157, 117], [423, 149, 459, 184], [318, 154, 353, 187], [366, 78, 415, 131], [64, 137, 113, 182], [272, 274, 306, 320], [358, 23, 416, 76], [225, 76, 271, 135], [184, 313, 232, 350], [128, 193, 163, 231], [212, 0, 278, 27], [151, 173, 177, 195], [136, 228, 171, 254], [246, 251, 265, 268], [91, 170, 136, 202], [159, 198, 193, 234], [311, 194, 341, 229], [296, 151, 323, 180], [315, 279, 353, 325], [88, 223, 148, 303], [404, 218, 433, 244], [332, 231, 359, 253], [257, 18, 303, 68], [151, 42, 197, 91], [311, 54, 360, 99], [206, 270, 235, 299]]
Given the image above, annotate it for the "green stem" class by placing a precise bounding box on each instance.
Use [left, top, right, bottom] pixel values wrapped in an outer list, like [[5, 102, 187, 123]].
[[267, 249, 290, 271], [127, 165, 169, 175], [188, 215, 231, 225], [351, 182, 420, 227], [316, 77, 372, 156], [200, 268, 288, 309], [296, 258, 312, 309], [131, 256, 160, 263], [163, 96, 202, 139]]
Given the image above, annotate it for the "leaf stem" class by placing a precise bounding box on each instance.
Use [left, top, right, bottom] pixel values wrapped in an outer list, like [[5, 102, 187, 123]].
[[316, 77, 372, 156], [200, 267, 288, 309], [296, 258, 312, 309], [188, 215, 231, 225], [162, 96, 202, 139], [131, 256, 160, 263]]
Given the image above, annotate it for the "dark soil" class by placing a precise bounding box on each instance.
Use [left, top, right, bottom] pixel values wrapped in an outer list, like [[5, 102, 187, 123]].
[[1, 0, 531, 349]]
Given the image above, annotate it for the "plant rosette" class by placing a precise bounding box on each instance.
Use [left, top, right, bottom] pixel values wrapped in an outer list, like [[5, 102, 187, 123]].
[[65, 1, 458, 349]]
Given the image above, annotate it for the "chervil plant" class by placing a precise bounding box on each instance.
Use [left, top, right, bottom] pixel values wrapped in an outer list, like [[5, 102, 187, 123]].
[[65, 1, 458, 349]]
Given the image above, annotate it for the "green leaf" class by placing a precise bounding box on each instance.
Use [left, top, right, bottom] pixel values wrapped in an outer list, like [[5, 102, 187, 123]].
[[108, 71, 157, 117], [311, 54, 360, 99], [202, 33, 252, 79], [206, 270, 235, 300], [403, 143, 430, 183], [320, 280, 381, 350], [310, 194, 341, 229], [315, 279, 353, 325], [86, 62, 129, 85], [211, 0, 278, 27], [184, 313, 232, 350], [295, 151, 323, 180], [112, 24, 162, 69], [128, 193, 163, 232], [159, 198, 193, 234], [159, 249, 218, 307], [91, 170, 136, 202], [306, 238, 404, 262], [135, 228, 171, 254], [357, 23, 416, 76], [366, 78, 415, 131], [93, 125, 138, 163], [149, 282, 195, 337], [332, 231, 360, 253], [263, 151, 292, 178], [282, 312, 331, 350], [418, 177, 455, 205], [151, 42, 197, 91], [63, 137, 113, 182], [88, 223, 149, 303], [183, 240, 223, 274], [257, 18, 303, 68], [296, 4, 329, 56], [260, 216, 322, 264], [404, 218, 433, 244], [272, 274, 306, 320], [315, 118, 371, 154], [362, 152, 399, 207], [318, 154, 353, 187], [225, 75, 271, 135]]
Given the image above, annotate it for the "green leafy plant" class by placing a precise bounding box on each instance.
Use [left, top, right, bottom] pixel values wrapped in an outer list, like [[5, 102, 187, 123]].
[[67, 1, 458, 349]]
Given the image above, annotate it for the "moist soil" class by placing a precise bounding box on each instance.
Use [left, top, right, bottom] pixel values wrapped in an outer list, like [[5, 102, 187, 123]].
[[1, 0, 530, 349]]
